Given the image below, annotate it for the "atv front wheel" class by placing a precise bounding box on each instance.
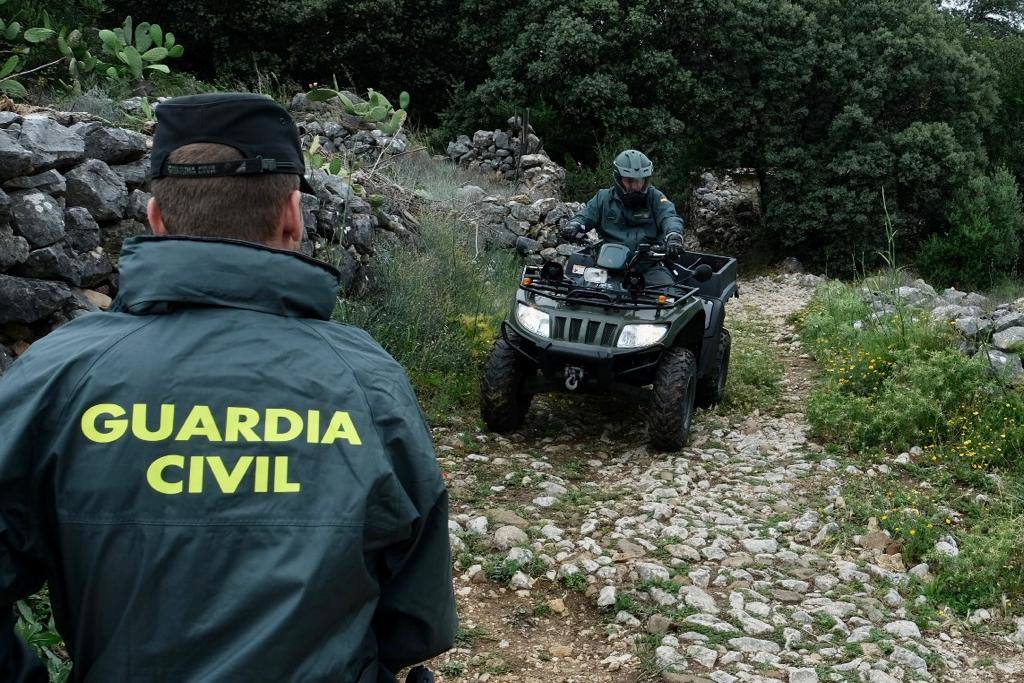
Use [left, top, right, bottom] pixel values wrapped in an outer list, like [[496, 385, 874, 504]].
[[648, 346, 699, 451], [481, 333, 534, 433], [696, 328, 731, 408]]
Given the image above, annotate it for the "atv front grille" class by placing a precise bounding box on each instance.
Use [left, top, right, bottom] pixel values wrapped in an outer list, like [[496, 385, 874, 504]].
[[551, 316, 618, 346]]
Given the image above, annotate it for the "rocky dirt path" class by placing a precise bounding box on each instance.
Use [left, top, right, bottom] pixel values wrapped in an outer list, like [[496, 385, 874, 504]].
[[427, 275, 1024, 683]]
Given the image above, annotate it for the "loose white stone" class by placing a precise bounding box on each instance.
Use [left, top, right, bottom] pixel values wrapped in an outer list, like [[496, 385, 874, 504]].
[[597, 585, 617, 608], [687, 644, 719, 669], [884, 620, 921, 639], [741, 538, 779, 554], [789, 668, 818, 683], [727, 637, 781, 654]]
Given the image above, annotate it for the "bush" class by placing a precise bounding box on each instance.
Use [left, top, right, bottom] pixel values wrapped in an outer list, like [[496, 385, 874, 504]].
[[916, 168, 1024, 289], [800, 279, 1024, 614], [802, 281, 1024, 460], [335, 208, 519, 419]]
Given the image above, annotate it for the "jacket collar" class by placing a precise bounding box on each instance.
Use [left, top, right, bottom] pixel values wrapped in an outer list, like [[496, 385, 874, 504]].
[[111, 235, 342, 320]]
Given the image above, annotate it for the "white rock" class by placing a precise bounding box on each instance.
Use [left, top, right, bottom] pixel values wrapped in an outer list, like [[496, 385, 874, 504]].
[[597, 585, 617, 608], [493, 525, 529, 550], [680, 585, 720, 614], [689, 567, 712, 588], [891, 645, 927, 669], [789, 668, 818, 683], [507, 547, 533, 564], [727, 637, 781, 654], [741, 538, 779, 554], [466, 516, 488, 535], [654, 645, 685, 669], [884, 620, 921, 639], [815, 574, 840, 591], [637, 562, 671, 583], [687, 644, 719, 669], [509, 571, 533, 589], [532, 496, 558, 507]]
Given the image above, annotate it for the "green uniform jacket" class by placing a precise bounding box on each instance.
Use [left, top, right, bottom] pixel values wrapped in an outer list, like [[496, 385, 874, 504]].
[[572, 186, 685, 251], [0, 236, 457, 683]]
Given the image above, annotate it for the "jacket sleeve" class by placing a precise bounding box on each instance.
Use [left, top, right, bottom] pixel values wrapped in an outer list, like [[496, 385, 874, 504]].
[[571, 191, 604, 230], [367, 372, 458, 674], [0, 359, 51, 683], [653, 190, 685, 238]]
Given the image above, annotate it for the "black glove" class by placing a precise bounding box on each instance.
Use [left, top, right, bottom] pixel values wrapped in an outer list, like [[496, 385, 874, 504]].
[[665, 232, 684, 257], [560, 222, 588, 242]]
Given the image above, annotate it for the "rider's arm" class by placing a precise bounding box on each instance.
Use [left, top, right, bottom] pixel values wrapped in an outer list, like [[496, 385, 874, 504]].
[[572, 191, 604, 231], [652, 189, 685, 238]]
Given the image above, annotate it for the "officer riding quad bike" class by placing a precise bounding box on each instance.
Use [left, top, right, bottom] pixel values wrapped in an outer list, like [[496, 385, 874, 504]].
[[480, 238, 738, 450]]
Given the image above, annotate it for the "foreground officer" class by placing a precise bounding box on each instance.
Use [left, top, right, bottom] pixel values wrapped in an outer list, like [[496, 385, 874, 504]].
[[0, 93, 457, 682], [562, 149, 685, 287]]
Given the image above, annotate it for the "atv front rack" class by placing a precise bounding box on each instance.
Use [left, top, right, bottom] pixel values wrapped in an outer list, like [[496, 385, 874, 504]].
[[518, 264, 698, 312]]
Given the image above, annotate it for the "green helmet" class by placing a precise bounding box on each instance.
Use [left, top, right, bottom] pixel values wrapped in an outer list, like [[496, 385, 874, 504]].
[[612, 149, 653, 179]]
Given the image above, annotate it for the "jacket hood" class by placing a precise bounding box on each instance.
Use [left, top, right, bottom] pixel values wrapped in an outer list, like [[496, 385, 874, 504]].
[[111, 235, 342, 320]]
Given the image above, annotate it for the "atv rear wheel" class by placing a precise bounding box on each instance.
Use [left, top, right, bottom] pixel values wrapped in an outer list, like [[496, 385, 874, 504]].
[[648, 346, 699, 451], [696, 328, 731, 408], [481, 332, 534, 433]]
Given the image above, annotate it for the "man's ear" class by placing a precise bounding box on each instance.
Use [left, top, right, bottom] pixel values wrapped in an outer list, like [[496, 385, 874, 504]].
[[278, 189, 304, 250], [147, 197, 168, 236]]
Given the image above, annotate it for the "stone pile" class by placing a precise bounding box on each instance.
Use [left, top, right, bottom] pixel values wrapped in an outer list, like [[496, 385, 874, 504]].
[[288, 91, 410, 160], [860, 279, 1024, 378], [447, 117, 566, 199], [689, 170, 762, 253], [455, 185, 581, 262], [0, 110, 150, 371], [0, 103, 418, 371]]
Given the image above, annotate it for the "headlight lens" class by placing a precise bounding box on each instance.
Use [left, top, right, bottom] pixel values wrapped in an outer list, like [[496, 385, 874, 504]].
[[516, 303, 550, 337], [617, 324, 669, 348]]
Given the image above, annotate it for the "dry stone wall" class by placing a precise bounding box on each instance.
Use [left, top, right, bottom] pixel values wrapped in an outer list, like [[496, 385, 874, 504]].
[[0, 100, 417, 371]]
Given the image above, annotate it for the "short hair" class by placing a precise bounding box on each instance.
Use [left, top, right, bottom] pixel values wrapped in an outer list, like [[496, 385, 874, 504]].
[[150, 143, 300, 243]]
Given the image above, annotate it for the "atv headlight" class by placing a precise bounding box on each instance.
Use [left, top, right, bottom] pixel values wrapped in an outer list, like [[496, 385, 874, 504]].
[[516, 303, 550, 338], [617, 324, 668, 348]]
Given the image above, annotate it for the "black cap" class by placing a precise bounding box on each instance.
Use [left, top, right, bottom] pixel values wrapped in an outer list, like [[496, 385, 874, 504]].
[[151, 92, 314, 194]]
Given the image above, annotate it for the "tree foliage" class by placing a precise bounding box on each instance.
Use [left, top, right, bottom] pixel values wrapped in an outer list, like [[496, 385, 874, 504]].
[[445, 0, 997, 270]]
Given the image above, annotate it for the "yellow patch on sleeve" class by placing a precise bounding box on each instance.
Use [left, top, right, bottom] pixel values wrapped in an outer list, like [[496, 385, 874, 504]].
[[660, 197, 669, 203]]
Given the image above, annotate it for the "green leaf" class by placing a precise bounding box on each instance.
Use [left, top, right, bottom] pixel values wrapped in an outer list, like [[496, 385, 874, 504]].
[[123, 15, 133, 40], [0, 79, 26, 98], [364, 105, 388, 123], [167, 44, 183, 58], [135, 22, 152, 52], [105, 66, 117, 80], [145, 63, 170, 73], [164, 32, 174, 48], [399, 91, 410, 110], [149, 24, 163, 47], [4, 22, 22, 41], [68, 28, 82, 48], [306, 88, 340, 102], [0, 55, 19, 79], [141, 47, 168, 62], [328, 157, 342, 175], [98, 29, 121, 54], [24, 27, 56, 43], [57, 34, 71, 57], [68, 57, 78, 79]]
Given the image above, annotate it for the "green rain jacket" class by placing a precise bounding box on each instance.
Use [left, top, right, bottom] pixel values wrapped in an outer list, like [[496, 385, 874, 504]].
[[572, 186, 685, 251], [0, 235, 457, 683]]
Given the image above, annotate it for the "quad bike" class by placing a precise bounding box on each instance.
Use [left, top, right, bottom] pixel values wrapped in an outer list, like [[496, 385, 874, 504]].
[[480, 237, 737, 450]]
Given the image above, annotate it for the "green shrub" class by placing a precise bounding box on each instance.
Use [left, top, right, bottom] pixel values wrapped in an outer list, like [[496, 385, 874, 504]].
[[801, 278, 1024, 615], [916, 168, 1024, 289], [334, 209, 519, 418]]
